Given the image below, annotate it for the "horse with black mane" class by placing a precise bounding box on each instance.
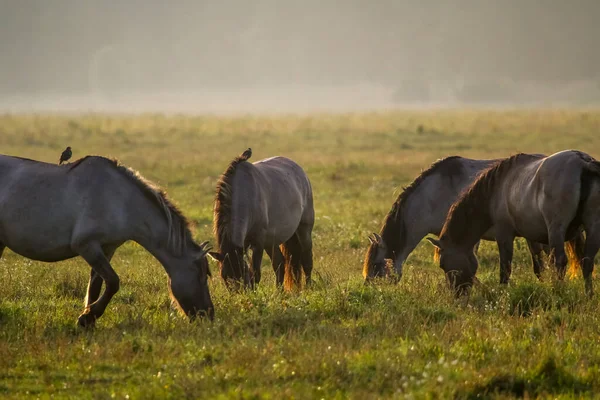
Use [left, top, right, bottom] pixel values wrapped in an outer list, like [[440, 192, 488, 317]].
[[210, 149, 314, 290], [428, 150, 600, 295], [363, 156, 583, 282], [0, 155, 214, 326]]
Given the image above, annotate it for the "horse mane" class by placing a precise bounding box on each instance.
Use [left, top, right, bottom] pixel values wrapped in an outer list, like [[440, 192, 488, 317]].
[[67, 157, 88, 169], [377, 156, 464, 255], [70, 156, 194, 256], [440, 153, 541, 244], [213, 149, 252, 249]]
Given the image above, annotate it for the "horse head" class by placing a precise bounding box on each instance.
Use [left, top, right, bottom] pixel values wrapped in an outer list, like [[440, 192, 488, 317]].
[[363, 233, 391, 282], [427, 237, 478, 295], [208, 244, 251, 290], [168, 241, 215, 320]]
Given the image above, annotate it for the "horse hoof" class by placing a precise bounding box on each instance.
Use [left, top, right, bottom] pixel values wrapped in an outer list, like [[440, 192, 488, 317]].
[[77, 313, 97, 328]]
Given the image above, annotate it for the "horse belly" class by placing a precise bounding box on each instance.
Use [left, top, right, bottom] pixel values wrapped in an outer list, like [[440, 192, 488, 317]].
[[264, 196, 306, 244], [0, 214, 78, 261], [506, 182, 549, 242], [480, 228, 497, 241], [265, 218, 301, 244], [3, 232, 77, 262], [9, 243, 78, 262], [511, 213, 549, 243], [261, 201, 305, 243]]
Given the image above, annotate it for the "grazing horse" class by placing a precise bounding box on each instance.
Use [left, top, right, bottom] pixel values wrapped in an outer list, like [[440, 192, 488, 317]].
[[363, 156, 572, 281], [0, 155, 214, 326], [209, 149, 314, 290], [428, 150, 600, 295]]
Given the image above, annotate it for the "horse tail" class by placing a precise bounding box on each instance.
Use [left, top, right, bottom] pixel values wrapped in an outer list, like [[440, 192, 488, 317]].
[[567, 156, 600, 279], [580, 156, 600, 192], [564, 155, 600, 279], [282, 235, 303, 291], [566, 232, 585, 279]]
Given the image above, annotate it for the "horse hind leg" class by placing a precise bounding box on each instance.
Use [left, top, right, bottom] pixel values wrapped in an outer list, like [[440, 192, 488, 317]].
[[74, 242, 120, 327], [296, 223, 313, 287], [265, 245, 285, 287], [84, 269, 103, 309], [301, 246, 313, 288], [84, 246, 117, 309], [582, 228, 600, 296]]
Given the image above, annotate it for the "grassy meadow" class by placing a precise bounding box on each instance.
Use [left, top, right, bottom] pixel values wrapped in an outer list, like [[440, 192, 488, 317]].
[[1, 109, 600, 399]]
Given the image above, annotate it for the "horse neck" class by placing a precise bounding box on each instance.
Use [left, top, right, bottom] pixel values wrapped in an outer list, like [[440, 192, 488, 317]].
[[216, 171, 257, 251], [380, 212, 404, 260], [444, 203, 492, 251], [219, 233, 243, 254], [137, 235, 195, 279], [134, 207, 190, 265]]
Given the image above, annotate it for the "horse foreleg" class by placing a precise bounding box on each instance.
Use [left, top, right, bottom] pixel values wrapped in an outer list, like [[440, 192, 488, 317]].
[[526, 240, 545, 280], [83, 247, 116, 309], [265, 245, 285, 287], [250, 245, 264, 288], [497, 237, 514, 284], [75, 242, 120, 327]]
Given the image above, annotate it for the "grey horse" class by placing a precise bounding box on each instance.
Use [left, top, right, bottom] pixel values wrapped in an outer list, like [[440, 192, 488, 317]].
[[209, 149, 314, 290], [428, 150, 600, 295], [0, 155, 214, 326], [363, 156, 566, 281]]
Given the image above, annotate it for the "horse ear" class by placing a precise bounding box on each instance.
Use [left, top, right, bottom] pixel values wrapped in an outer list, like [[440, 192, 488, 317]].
[[208, 251, 224, 262], [426, 237, 441, 249], [368, 233, 381, 244], [195, 242, 212, 259]]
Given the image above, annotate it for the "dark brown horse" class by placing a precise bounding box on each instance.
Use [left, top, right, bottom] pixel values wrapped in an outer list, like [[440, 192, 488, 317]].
[[209, 149, 314, 290], [363, 156, 567, 282], [428, 150, 600, 295]]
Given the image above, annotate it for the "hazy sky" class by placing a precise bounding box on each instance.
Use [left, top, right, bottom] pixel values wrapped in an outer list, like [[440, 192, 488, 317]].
[[1, 1, 598, 111]]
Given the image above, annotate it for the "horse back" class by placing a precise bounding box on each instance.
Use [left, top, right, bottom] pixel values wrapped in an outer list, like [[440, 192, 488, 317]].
[[400, 157, 496, 235], [231, 156, 312, 245], [0, 155, 136, 222], [0, 155, 139, 259], [498, 152, 586, 240]]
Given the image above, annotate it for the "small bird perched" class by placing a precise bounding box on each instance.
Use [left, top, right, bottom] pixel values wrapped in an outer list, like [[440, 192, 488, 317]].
[[59, 146, 72, 165], [241, 147, 252, 161]]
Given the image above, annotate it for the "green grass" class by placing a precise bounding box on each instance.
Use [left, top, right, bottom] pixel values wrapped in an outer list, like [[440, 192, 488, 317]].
[[1, 109, 600, 399]]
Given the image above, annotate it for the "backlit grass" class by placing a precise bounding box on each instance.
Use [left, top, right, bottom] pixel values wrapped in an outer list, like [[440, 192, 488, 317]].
[[1, 109, 600, 398]]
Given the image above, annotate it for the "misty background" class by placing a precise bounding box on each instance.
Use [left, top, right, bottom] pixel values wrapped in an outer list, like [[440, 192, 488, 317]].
[[1, 0, 599, 113]]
